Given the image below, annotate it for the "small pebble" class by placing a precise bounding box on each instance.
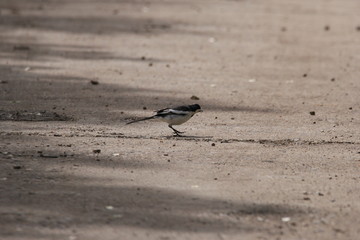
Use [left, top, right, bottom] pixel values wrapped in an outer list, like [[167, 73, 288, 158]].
[[190, 95, 200, 100], [309, 111, 315, 116], [211, 143, 216, 147]]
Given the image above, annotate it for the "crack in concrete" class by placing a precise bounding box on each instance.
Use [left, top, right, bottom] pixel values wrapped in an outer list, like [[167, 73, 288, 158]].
[[1, 131, 357, 146]]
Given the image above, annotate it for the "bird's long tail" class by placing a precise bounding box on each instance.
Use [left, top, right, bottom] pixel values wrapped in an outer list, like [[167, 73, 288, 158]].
[[126, 116, 155, 125]]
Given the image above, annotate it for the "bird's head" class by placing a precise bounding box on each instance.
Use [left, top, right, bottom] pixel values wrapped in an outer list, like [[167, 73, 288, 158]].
[[190, 104, 203, 113]]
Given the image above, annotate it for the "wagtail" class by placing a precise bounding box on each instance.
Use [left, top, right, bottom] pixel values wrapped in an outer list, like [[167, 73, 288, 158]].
[[126, 104, 202, 136]]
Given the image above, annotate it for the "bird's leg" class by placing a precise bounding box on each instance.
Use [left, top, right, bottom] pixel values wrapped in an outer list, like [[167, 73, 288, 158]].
[[168, 125, 184, 136]]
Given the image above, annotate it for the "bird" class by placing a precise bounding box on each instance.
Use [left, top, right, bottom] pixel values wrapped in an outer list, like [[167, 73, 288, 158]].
[[126, 104, 203, 136]]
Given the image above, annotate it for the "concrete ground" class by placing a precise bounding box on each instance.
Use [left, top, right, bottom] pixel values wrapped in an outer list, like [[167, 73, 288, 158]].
[[0, 0, 360, 239]]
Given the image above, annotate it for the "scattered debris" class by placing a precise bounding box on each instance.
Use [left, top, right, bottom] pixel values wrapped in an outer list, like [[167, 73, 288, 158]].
[[333, 228, 345, 234], [0, 80, 8, 84], [112, 153, 120, 156], [303, 197, 311, 201], [190, 95, 200, 100], [281, 217, 291, 222], [90, 80, 99, 85], [309, 111, 316, 116], [331, 78, 336, 82], [0, 110, 71, 121], [13, 45, 30, 51], [211, 143, 216, 146], [13, 165, 22, 170], [303, 73, 308, 78], [248, 79, 256, 83], [324, 25, 330, 31], [93, 149, 101, 154], [105, 206, 114, 210]]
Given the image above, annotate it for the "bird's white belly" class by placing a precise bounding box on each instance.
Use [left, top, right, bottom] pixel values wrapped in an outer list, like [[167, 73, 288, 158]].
[[159, 114, 193, 125]]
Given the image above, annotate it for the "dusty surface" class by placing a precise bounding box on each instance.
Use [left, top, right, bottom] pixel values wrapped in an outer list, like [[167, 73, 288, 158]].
[[1, 0, 360, 239]]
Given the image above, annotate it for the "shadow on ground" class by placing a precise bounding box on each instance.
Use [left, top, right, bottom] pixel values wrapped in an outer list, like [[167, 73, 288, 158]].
[[0, 146, 311, 238], [0, 62, 275, 126], [0, 0, 277, 127]]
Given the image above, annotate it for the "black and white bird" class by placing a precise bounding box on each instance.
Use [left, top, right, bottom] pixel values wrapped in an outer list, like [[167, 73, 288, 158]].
[[126, 104, 202, 136]]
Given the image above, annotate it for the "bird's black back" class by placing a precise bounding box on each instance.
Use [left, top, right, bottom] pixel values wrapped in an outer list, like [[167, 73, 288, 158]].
[[173, 104, 201, 112], [155, 104, 201, 116]]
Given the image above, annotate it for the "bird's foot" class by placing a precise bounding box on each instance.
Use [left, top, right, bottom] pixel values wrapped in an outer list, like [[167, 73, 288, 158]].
[[172, 130, 185, 137], [173, 133, 184, 137]]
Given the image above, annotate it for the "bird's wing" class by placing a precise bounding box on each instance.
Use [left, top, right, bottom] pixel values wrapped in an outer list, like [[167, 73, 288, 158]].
[[168, 109, 189, 115], [156, 108, 188, 116], [156, 108, 171, 114], [172, 105, 191, 111]]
